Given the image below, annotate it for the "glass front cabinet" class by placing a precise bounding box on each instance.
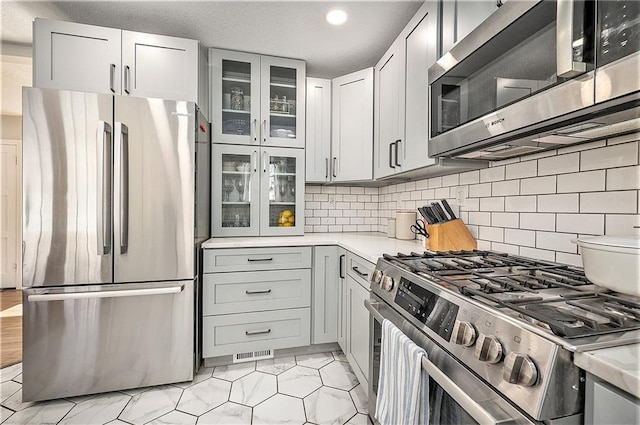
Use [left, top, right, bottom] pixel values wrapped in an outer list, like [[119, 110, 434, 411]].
[[212, 144, 305, 236], [210, 49, 305, 148]]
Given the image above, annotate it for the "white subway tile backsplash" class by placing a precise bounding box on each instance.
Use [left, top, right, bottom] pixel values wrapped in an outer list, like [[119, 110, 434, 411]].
[[477, 240, 492, 250], [351, 187, 365, 194], [306, 201, 320, 209], [336, 186, 351, 194], [411, 190, 422, 201], [538, 194, 579, 213], [480, 166, 505, 183], [365, 187, 379, 195], [580, 191, 637, 213], [520, 246, 555, 262], [491, 212, 519, 228], [428, 177, 443, 188], [343, 225, 357, 232], [305, 193, 314, 201], [520, 213, 556, 231], [479, 226, 504, 242], [538, 153, 579, 176], [536, 231, 577, 253], [442, 174, 459, 187], [520, 176, 556, 195], [608, 133, 639, 146], [307, 217, 320, 225], [504, 229, 536, 247], [421, 189, 436, 199], [555, 252, 583, 267], [605, 214, 640, 236], [461, 198, 480, 211], [491, 242, 519, 255], [580, 143, 638, 171], [468, 212, 491, 226], [435, 188, 450, 198], [415, 179, 429, 190], [480, 197, 505, 212], [469, 183, 492, 198], [314, 225, 328, 232], [607, 166, 640, 190], [460, 170, 480, 185], [405, 181, 416, 191], [321, 217, 336, 225], [336, 217, 350, 225], [491, 157, 520, 167], [492, 180, 520, 196], [557, 140, 607, 154], [351, 217, 364, 225], [505, 196, 536, 212], [556, 214, 604, 235], [523, 149, 558, 161], [306, 185, 322, 193], [321, 186, 337, 194], [313, 193, 329, 202], [506, 160, 537, 180], [314, 209, 328, 217], [557, 170, 606, 193], [357, 195, 371, 202]]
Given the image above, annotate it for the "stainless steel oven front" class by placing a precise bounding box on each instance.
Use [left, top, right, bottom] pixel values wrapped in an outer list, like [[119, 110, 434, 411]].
[[365, 295, 537, 425]]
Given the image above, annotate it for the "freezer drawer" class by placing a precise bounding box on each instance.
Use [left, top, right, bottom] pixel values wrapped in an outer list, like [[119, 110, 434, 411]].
[[203, 308, 310, 357], [22, 280, 194, 402], [203, 269, 311, 315]]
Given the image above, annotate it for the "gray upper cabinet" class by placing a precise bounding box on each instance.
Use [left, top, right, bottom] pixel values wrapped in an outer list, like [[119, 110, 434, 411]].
[[34, 19, 121, 94], [305, 77, 332, 183], [440, 0, 504, 57], [374, 2, 438, 179], [121, 31, 199, 103], [33, 19, 206, 109], [331, 68, 374, 182]]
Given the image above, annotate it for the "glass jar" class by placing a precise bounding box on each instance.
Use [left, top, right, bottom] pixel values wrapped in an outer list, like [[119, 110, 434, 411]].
[[230, 87, 244, 110]]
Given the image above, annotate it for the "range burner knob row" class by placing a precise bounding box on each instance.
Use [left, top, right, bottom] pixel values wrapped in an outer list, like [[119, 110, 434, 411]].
[[451, 321, 477, 347], [381, 275, 396, 291], [371, 269, 383, 284], [474, 334, 503, 364], [503, 352, 538, 387]]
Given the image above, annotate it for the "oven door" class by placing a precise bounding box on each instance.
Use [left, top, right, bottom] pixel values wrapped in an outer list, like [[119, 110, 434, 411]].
[[365, 296, 538, 425]]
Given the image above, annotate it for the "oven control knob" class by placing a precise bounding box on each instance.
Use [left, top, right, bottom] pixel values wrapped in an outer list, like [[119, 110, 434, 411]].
[[451, 321, 477, 347], [503, 352, 538, 387], [474, 334, 503, 364], [381, 275, 395, 291], [371, 269, 383, 284]]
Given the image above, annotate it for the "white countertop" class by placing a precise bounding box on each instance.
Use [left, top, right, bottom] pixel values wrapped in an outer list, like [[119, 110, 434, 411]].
[[574, 344, 640, 399], [202, 232, 424, 264]]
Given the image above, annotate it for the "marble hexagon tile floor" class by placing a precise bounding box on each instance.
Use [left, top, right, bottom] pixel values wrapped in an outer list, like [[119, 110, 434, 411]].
[[0, 351, 369, 425]]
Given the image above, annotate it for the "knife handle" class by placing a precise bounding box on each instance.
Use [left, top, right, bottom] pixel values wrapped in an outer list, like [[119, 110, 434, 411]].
[[441, 199, 457, 220]]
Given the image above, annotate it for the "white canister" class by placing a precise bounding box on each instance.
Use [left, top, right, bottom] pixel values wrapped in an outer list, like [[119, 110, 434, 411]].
[[387, 218, 396, 238], [396, 211, 417, 240]]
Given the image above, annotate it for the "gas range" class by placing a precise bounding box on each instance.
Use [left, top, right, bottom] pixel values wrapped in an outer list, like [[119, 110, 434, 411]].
[[370, 250, 640, 422]]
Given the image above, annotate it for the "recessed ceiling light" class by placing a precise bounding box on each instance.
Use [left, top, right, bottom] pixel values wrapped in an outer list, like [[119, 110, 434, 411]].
[[326, 9, 348, 25]]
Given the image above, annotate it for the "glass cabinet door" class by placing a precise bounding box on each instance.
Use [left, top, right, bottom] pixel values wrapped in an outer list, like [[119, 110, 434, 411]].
[[261, 57, 306, 148], [260, 147, 305, 235], [211, 49, 260, 145], [211, 144, 259, 236]]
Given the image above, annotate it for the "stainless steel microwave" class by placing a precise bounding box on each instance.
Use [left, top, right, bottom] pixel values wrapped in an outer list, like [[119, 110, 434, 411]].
[[428, 0, 639, 160]]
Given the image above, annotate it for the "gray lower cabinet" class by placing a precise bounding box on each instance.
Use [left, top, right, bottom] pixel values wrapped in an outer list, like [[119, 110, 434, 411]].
[[312, 246, 340, 344], [585, 373, 640, 425], [337, 248, 347, 352], [202, 247, 312, 359]]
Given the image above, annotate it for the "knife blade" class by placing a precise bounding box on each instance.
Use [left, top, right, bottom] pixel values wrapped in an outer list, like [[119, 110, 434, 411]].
[[417, 207, 431, 224], [441, 199, 457, 220]]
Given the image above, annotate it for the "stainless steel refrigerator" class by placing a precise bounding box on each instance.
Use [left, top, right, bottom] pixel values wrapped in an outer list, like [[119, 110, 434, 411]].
[[21, 87, 210, 402]]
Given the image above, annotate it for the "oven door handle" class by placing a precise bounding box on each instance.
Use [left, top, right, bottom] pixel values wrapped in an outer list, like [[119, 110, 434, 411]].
[[364, 299, 508, 425]]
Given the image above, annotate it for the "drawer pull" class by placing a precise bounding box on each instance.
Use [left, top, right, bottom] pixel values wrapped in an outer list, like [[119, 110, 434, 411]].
[[246, 329, 271, 336], [247, 257, 273, 262], [352, 266, 369, 278], [245, 289, 272, 295]]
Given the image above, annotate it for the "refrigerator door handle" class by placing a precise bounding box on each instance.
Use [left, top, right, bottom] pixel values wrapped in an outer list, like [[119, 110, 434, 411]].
[[27, 284, 185, 302], [117, 122, 130, 255], [97, 120, 112, 256]]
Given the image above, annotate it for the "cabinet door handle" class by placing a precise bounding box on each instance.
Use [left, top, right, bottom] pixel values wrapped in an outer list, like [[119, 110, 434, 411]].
[[247, 257, 273, 262], [252, 119, 258, 143], [109, 64, 116, 93], [246, 329, 271, 336], [339, 254, 345, 279], [252, 151, 258, 173], [332, 157, 337, 178], [389, 142, 396, 169], [124, 65, 131, 94], [262, 151, 268, 173], [325, 158, 329, 180], [246, 289, 272, 295], [395, 139, 401, 167], [262, 120, 267, 143], [352, 266, 368, 278]]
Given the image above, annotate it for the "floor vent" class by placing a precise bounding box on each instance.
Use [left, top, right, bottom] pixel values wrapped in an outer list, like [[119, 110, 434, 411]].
[[233, 349, 273, 363]]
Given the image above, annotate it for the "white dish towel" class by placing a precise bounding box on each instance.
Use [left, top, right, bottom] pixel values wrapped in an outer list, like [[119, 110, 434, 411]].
[[374, 319, 429, 425]]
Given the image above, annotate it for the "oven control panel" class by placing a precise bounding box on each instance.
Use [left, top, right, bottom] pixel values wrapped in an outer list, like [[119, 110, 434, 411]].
[[394, 277, 458, 342]]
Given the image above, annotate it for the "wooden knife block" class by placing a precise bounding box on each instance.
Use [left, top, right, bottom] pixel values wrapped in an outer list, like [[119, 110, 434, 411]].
[[424, 218, 477, 252]]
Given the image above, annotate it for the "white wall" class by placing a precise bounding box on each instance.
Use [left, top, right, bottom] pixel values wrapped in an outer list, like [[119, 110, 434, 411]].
[[306, 132, 640, 266]]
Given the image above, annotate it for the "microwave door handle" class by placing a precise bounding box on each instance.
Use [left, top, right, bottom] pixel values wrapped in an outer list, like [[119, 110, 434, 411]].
[[97, 121, 112, 256], [557, 0, 587, 78], [117, 123, 129, 254], [364, 299, 504, 425]]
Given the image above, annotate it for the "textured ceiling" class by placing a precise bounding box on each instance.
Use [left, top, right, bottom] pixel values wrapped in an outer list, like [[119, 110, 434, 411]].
[[0, 0, 424, 78]]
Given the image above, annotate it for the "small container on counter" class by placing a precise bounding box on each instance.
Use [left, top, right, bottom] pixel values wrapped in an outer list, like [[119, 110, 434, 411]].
[[396, 211, 417, 240], [387, 218, 396, 238]]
